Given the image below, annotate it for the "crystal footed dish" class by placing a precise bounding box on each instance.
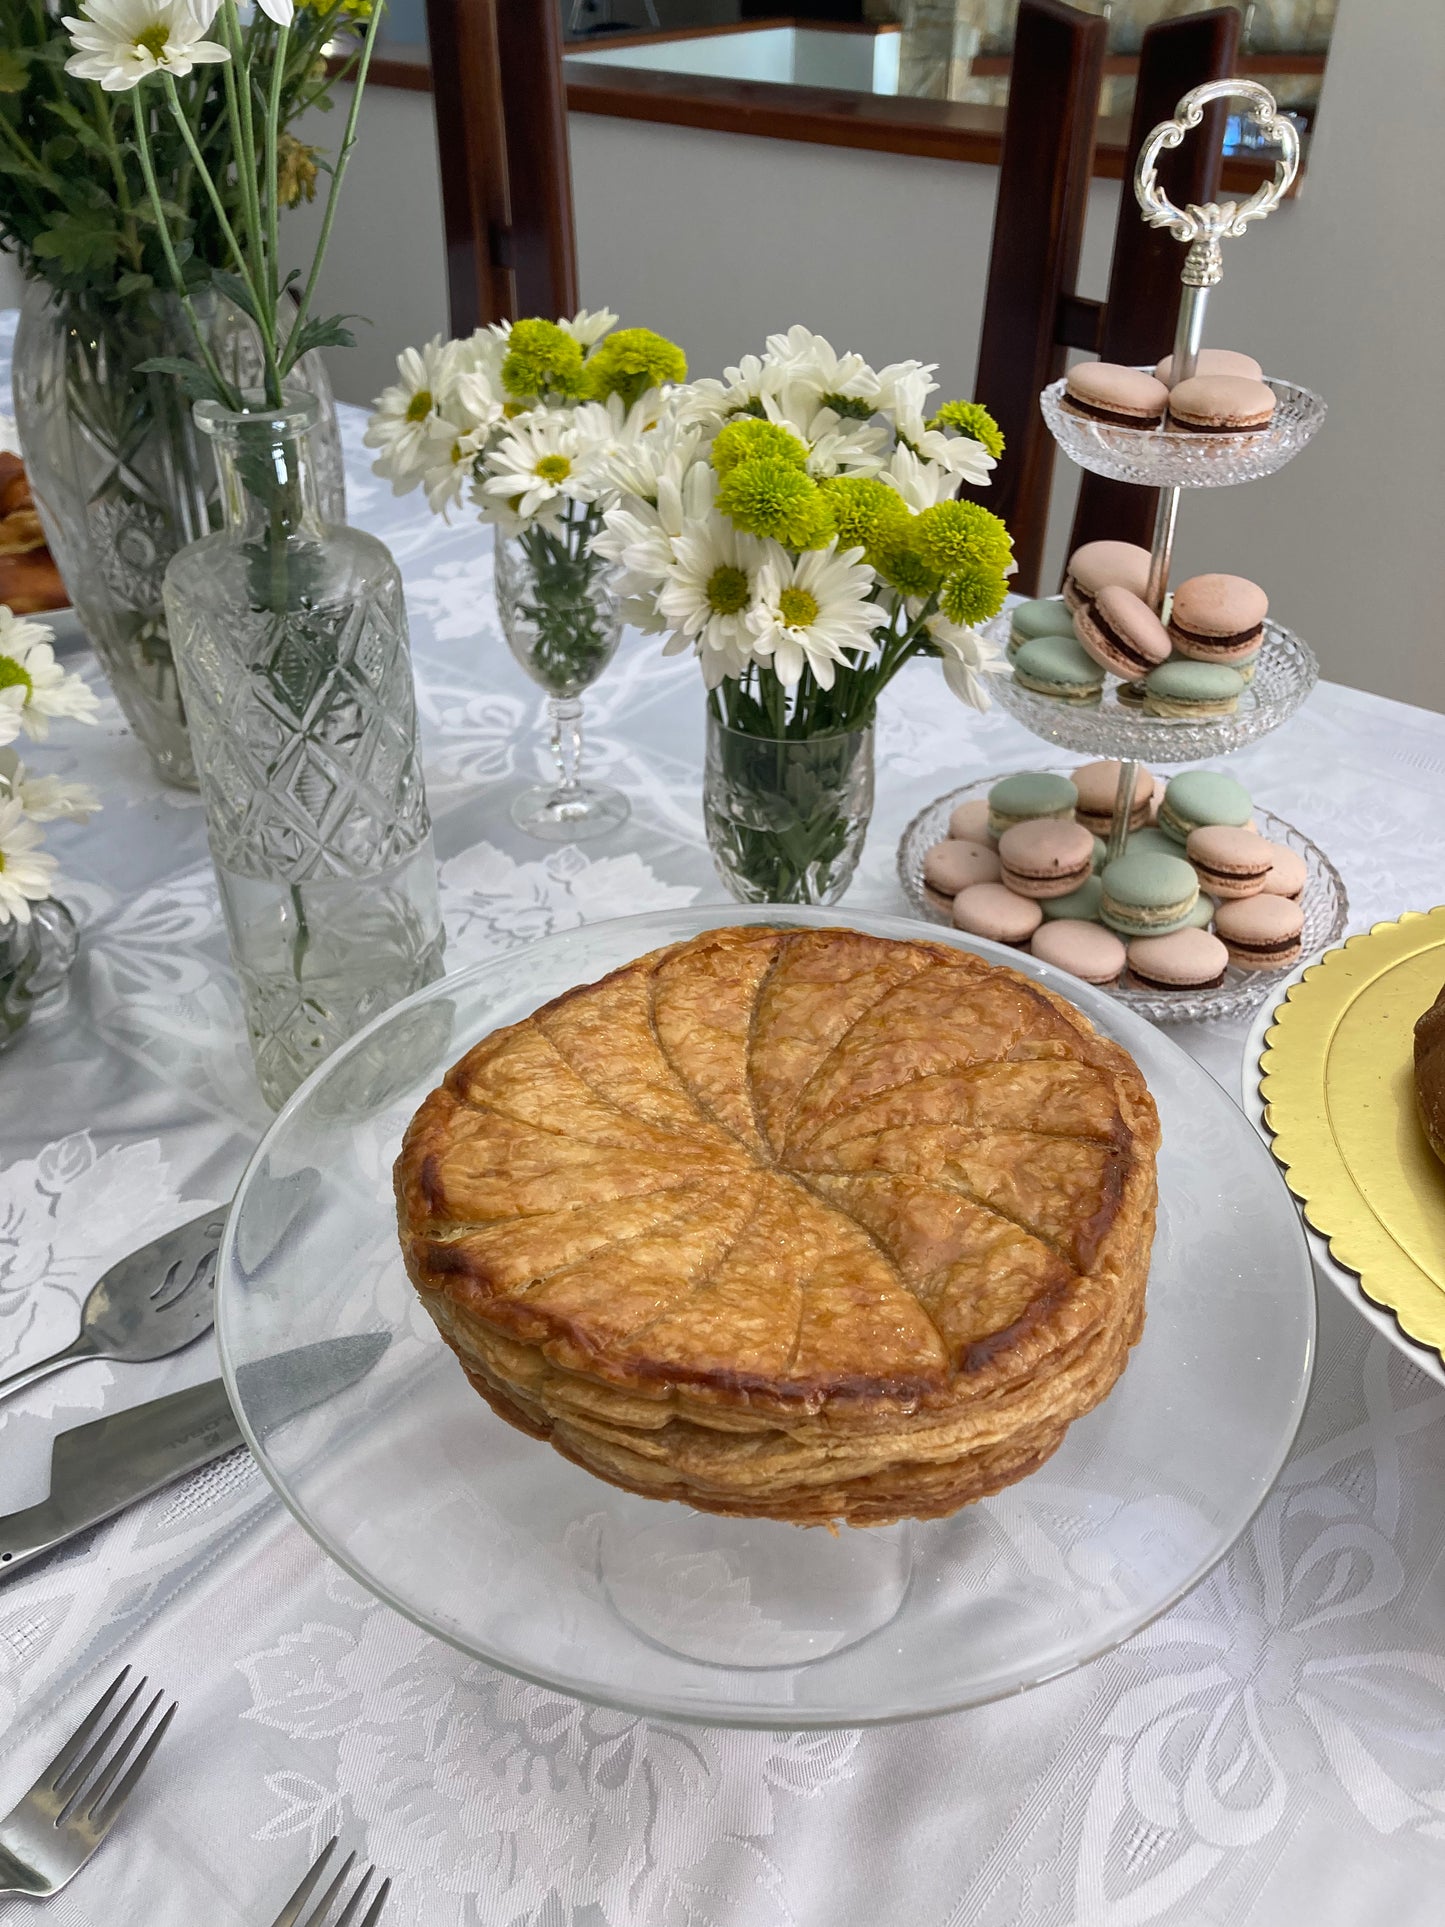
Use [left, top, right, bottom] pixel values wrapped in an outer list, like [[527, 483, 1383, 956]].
[[898, 777, 1348, 1027], [986, 610, 1318, 761], [1040, 376, 1326, 488], [217, 905, 1315, 1728]]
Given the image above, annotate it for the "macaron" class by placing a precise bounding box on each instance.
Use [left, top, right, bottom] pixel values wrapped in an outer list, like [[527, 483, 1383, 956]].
[[1168, 574, 1269, 664], [1259, 840, 1307, 899], [1143, 660, 1245, 719], [1214, 893, 1304, 970], [1099, 850, 1200, 937], [1064, 362, 1170, 429], [948, 798, 997, 847], [1030, 920, 1126, 986], [1070, 759, 1155, 836], [923, 838, 1002, 897], [951, 882, 1043, 947], [1040, 874, 1105, 922], [1117, 825, 1185, 862], [1185, 825, 1273, 899], [1011, 634, 1105, 705], [1157, 771, 1252, 843], [1062, 540, 1153, 613], [1166, 374, 1276, 434], [987, 771, 1078, 835], [1154, 348, 1263, 386], [1009, 597, 1077, 656], [1125, 927, 1229, 991], [1182, 894, 1219, 929], [1076, 586, 1173, 681], [997, 819, 1097, 900]]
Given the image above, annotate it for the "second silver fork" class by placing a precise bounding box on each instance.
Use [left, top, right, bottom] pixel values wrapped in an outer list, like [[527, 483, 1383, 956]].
[[269, 1838, 391, 1927]]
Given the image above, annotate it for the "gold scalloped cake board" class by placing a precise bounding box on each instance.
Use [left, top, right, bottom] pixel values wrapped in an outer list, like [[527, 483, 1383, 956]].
[[1260, 906, 1445, 1356]]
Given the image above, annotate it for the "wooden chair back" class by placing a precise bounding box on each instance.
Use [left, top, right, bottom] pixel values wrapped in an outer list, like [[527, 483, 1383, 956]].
[[963, 1, 1240, 593], [425, 0, 580, 335]]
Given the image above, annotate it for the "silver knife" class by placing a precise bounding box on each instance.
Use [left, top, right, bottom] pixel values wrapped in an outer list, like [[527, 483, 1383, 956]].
[[0, 1333, 389, 1580]]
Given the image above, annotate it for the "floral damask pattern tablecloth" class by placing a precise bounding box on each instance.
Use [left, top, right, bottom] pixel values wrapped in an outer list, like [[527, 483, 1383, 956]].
[[5, 311, 1445, 1926]]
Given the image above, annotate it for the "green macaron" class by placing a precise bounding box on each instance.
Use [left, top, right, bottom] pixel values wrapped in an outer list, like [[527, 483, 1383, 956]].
[[1009, 598, 1078, 657], [1157, 770, 1253, 844], [1143, 660, 1246, 719], [1011, 635, 1105, 705], [988, 771, 1079, 834], [1114, 826, 1181, 861], [1040, 874, 1105, 922], [1099, 850, 1200, 936]]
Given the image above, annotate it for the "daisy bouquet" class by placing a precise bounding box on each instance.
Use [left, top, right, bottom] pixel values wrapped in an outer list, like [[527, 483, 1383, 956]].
[[367, 311, 687, 695], [596, 326, 1012, 900]]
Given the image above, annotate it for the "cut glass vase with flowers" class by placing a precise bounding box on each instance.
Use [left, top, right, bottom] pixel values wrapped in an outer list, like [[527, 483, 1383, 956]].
[[47, 0, 444, 1107], [367, 311, 687, 839], [0, 610, 101, 1049], [598, 327, 1012, 903], [1, 0, 362, 786]]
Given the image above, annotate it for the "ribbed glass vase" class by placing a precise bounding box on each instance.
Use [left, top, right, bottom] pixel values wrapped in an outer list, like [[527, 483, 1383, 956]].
[[163, 391, 443, 1108], [703, 710, 874, 905]]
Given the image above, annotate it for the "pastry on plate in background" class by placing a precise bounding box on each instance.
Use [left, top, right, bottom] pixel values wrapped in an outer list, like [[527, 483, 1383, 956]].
[[0, 448, 69, 615]]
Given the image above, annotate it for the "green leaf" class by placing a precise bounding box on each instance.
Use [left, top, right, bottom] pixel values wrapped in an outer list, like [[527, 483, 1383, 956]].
[[212, 268, 264, 327], [40, 99, 113, 154], [117, 270, 154, 297], [0, 48, 33, 93], [137, 355, 226, 403], [31, 209, 121, 274], [287, 312, 360, 362]]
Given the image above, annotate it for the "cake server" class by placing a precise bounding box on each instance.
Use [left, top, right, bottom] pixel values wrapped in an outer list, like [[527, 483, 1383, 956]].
[[0, 1332, 388, 1580]]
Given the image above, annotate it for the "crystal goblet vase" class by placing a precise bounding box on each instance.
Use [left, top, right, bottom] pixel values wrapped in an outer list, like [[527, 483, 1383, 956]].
[[494, 526, 629, 842]]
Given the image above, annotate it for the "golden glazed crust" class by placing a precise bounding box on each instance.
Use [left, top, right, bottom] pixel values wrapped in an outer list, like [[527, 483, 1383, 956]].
[[395, 926, 1161, 1524]]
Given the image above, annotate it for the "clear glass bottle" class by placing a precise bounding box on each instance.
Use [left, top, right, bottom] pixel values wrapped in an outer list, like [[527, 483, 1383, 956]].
[[163, 391, 443, 1108], [12, 281, 346, 789]]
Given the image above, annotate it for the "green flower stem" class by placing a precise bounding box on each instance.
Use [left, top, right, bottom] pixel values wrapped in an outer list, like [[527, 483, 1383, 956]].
[[264, 22, 289, 316], [130, 104, 240, 408], [287, 0, 387, 367], [218, 2, 266, 295], [90, 87, 143, 273], [160, 76, 254, 292]]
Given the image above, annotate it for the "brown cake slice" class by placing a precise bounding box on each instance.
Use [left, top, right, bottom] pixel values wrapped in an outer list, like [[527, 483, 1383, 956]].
[[1416, 981, 1445, 1165]]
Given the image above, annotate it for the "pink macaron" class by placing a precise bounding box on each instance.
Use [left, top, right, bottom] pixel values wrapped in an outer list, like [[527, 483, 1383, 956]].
[[923, 838, 1002, 899], [997, 819, 1096, 900], [1184, 825, 1274, 900], [951, 883, 1043, 947], [1031, 920, 1126, 986], [1168, 573, 1269, 664], [947, 799, 998, 847], [1259, 840, 1307, 899], [1154, 348, 1263, 386], [1070, 759, 1154, 836], [1166, 374, 1276, 434], [1062, 540, 1153, 613], [1213, 894, 1304, 970], [1125, 927, 1230, 991], [1076, 586, 1172, 680], [1064, 362, 1170, 429]]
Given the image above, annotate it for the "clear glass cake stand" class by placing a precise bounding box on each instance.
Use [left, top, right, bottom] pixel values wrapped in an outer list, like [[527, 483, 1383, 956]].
[[216, 904, 1315, 1728], [1041, 375, 1326, 488], [898, 774, 1348, 1026]]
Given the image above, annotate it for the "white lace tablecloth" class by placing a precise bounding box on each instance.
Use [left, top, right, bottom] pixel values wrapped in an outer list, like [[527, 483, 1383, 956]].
[[6, 309, 1445, 1926]]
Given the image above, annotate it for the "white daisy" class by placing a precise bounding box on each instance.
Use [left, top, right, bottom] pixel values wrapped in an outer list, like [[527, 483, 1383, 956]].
[[63, 0, 229, 91], [925, 612, 1005, 711], [0, 612, 101, 739], [657, 512, 769, 688], [561, 308, 619, 349], [881, 443, 958, 512], [675, 355, 767, 429], [0, 798, 58, 925], [874, 359, 939, 439], [480, 412, 602, 524], [0, 687, 23, 750], [746, 541, 884, 690], [595, 441, 714, 633], [4, 758, 101, 823], [774, 401, 888, 479], [420, 425, 489, 517], [908, 425, 997, 490], [364, 338, 464, 494]]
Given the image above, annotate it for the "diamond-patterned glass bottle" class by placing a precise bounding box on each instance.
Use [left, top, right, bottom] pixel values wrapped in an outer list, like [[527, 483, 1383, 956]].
[[163, 392, 443, 1107]]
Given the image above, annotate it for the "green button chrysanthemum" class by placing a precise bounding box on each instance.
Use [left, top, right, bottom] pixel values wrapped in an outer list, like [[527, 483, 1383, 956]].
[[928, 399, 1006, 460], [816, 475, 909, 566], [940, 557, 1009, 627], [583, 328, 688, 408], [912, 499, 1013, 575], [874, 527, 941, 600], [501, 318, 587, 400], [710, 417, 810, 476], [715, 458, 834, 550]]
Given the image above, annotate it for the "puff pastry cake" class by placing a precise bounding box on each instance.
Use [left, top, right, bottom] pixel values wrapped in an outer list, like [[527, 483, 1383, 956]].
[[396, 926, 1161, 1526]]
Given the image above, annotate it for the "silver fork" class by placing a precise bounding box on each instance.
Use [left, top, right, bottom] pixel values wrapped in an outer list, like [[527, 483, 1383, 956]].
[[0, 1667, 178, 1898], [0, 1205, 227, 1406], [269, 1838, 392, 1927]]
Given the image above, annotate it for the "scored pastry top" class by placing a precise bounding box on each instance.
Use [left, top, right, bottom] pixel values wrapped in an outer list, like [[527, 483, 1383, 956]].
[[396, 926, 1160, 1422]]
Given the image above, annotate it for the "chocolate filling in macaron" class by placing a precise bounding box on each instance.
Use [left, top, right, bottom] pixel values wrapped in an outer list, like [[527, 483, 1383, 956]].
[[1064, 364, 1170, 430]]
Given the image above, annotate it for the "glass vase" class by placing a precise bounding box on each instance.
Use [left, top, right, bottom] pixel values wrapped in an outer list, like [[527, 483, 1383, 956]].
[[0, 899, 79, 1052], [163, 391, 443, 1110], [11, 280, 346, 790], [703, 710, 874, 905], [494, 524, 629, 842]]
